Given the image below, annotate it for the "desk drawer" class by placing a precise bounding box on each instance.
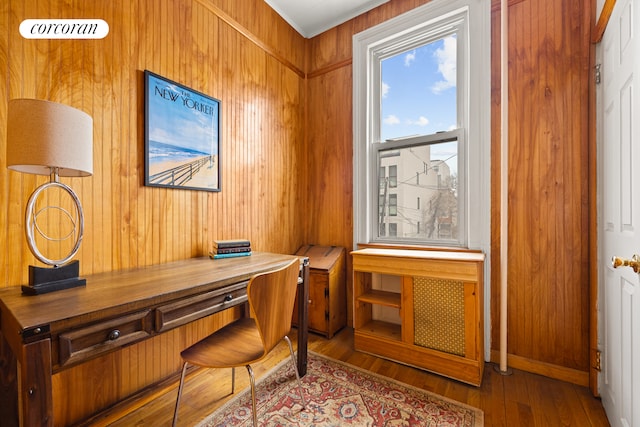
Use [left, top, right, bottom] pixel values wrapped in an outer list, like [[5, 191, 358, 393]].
[[59, 310, 153, 367], [155, 281, 248, 332]]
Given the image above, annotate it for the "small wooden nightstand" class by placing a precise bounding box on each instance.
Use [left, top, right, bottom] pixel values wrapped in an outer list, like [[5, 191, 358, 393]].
[[293, 245, 346, 338]]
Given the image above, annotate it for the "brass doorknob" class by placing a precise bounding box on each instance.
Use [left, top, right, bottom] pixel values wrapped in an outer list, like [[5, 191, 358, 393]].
[[612, 254, 640, 273]]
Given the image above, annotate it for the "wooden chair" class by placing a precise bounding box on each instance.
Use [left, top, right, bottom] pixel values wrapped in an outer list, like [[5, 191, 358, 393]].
[[172, 258, 306, 426]]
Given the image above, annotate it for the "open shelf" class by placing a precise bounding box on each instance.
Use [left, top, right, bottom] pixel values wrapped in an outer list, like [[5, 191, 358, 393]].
[[355, 319, 401, 341], [356, 289, 401, 308]]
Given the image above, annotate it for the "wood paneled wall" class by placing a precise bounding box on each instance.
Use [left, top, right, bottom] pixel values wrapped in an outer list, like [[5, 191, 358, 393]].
[[1, 0, 306, 285], [1, 0, 306, 423], [496, 0, 593, 382], [304, 0, 594, 385]]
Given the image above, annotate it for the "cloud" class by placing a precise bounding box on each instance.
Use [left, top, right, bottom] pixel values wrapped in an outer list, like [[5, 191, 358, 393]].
[[431, 36, 457, 94], [407, 116, 430, 126], [381, 81, 390, 98], [404, 50, 416, 67], [383, 114, 400, 125]]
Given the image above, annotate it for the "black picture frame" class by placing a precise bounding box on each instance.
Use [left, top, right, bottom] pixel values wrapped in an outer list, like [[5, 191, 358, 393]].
[[144, 70, 221, 192]]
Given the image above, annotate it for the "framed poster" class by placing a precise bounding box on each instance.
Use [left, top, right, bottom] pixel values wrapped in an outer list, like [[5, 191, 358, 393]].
[[144, 70, 221, 191]]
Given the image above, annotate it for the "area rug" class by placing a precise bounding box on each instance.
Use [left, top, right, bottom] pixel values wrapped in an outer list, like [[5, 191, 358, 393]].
[[196, 351, 483, 426]]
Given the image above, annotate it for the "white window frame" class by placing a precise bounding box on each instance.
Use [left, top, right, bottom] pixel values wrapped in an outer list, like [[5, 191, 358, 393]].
[[353, 0, 491, 254]]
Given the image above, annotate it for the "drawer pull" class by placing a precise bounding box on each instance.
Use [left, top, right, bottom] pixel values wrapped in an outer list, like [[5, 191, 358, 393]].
[[223, 294, 233, 302], [108, 329, 121, 341]]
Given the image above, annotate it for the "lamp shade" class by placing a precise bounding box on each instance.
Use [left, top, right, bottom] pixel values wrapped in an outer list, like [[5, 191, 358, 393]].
[[7, 98, 93, 177]]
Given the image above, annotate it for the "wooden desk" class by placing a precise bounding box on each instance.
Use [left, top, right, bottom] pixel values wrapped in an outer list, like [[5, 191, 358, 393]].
[[0, 252, 309, 427]]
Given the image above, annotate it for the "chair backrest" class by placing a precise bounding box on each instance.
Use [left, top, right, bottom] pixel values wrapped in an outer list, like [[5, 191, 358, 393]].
[[247, 258, 300, 355]]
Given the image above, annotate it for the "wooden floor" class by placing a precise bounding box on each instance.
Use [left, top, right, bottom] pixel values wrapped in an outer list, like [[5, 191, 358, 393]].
[[107, 327, 610, 427]]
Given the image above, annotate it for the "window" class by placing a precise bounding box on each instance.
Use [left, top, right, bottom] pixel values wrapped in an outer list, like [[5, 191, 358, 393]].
[[389, 194, 397, 216], [389, 165, 397, 188], [353, 0, 490, 249]]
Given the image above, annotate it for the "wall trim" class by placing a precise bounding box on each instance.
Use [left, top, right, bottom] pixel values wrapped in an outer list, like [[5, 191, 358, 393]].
[[307, 58, 352, 79], [490, 350, 589, 386], [196, 0, 305, 78]]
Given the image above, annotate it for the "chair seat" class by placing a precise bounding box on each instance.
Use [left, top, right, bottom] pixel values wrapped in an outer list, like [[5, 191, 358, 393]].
[[180, 317, 266, 368]]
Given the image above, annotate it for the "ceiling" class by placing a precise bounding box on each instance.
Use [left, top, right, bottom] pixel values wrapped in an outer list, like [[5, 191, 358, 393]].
[[264, 0, 390, 38]]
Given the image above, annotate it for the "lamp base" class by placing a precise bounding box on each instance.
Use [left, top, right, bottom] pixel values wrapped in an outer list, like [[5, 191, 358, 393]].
[[22, 260, 86, 296]]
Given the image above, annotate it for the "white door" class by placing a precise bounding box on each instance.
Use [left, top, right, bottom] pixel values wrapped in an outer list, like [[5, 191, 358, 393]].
[[598, 0, 640, 425]]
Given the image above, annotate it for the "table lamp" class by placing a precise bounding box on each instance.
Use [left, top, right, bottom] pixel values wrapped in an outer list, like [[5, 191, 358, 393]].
[[6, 98, 93, 295]]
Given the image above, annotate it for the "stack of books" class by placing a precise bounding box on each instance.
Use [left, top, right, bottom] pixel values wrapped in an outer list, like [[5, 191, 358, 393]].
[[209, 239, 252, 259]]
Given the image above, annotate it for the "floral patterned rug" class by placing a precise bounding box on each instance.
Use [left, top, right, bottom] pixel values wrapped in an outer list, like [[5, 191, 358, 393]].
[[196, 351, 483, 427]]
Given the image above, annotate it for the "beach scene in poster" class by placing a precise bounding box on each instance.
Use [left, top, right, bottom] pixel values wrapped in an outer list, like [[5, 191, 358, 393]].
[[146, 72, 220, 191]]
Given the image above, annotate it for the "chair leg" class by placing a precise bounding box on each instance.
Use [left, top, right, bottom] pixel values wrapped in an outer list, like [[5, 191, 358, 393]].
[[231, 366, 236, 393], [172, 362, 189, 427], [246, 364, 258, 427], [284, 335, 306, 409]]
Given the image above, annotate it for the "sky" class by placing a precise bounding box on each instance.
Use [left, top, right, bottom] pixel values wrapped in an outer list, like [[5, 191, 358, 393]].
[[381, 35, 457, 142], [147, 73, 219, 155]]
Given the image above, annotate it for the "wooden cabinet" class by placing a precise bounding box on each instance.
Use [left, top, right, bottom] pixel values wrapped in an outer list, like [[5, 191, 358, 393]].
[[352, 248, 485, 386], [293, 245, 346, 338]]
